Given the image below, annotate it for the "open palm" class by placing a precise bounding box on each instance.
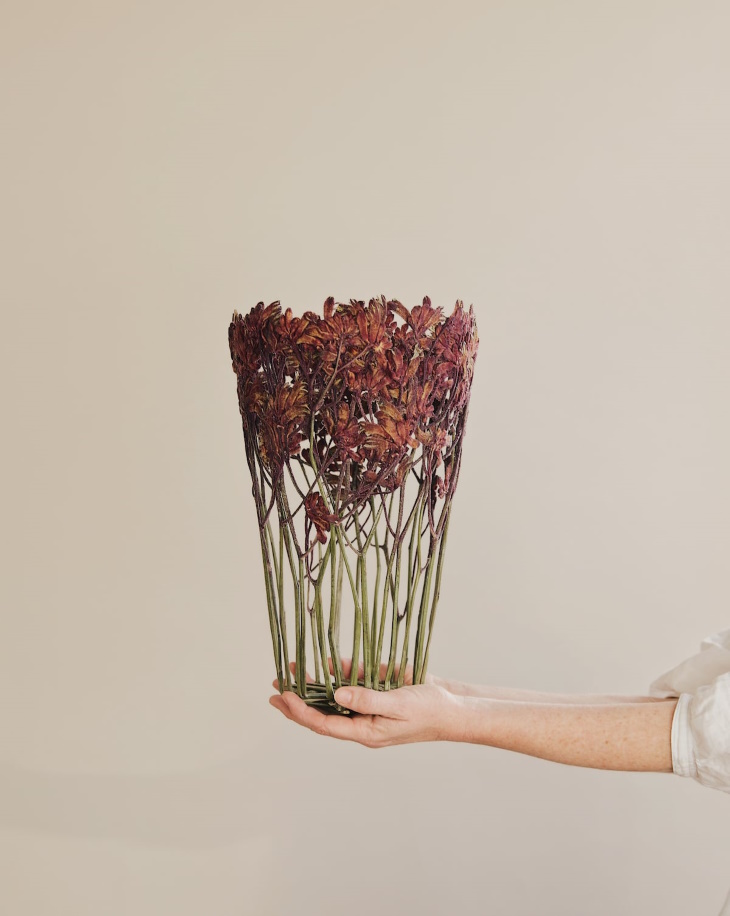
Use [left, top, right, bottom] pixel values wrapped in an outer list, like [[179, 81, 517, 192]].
[[270, 656, 460, 747]]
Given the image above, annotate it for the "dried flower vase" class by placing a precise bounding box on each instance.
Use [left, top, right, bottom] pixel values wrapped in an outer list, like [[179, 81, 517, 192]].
[[228, 296, 478, 714]]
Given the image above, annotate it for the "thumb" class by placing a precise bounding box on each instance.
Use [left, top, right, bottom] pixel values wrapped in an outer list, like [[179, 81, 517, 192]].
[[334, 685, 403, 717]]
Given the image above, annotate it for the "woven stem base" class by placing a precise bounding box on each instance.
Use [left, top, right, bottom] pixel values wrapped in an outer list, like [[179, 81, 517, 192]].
[[282, 679, 400, 716]]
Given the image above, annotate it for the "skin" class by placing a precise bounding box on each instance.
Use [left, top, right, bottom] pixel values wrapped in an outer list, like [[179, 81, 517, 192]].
[[270, 657, 679, 773]]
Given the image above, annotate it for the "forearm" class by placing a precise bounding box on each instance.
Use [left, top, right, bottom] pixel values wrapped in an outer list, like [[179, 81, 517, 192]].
[[438, 676, 665, 705], [447, 695, 678, 772]]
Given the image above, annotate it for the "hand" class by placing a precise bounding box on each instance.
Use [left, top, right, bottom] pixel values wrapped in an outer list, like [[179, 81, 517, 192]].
[[270, 657, 463, 748]]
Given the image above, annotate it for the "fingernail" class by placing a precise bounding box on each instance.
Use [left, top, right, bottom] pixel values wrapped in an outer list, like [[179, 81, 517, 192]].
[[335, 688, 352, 704]]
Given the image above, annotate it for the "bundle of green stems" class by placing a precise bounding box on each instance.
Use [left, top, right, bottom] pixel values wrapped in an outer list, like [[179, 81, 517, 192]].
[[251, 446, 453, 714]]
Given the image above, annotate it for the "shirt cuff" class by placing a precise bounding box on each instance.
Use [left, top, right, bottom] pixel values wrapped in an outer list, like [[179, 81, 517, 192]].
[[671, 692, 697, 778]]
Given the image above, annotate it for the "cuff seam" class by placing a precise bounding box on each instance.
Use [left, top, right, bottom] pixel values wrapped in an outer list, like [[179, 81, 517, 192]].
[[671, 692, 697, 779]]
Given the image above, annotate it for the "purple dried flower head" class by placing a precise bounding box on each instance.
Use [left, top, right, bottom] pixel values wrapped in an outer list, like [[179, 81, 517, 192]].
[[229, 295, 478, 527], [303, 492, 338, 545]]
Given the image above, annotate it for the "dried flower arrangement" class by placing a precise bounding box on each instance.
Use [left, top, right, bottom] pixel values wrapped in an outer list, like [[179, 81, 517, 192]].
[[228, 295, 478, 714]]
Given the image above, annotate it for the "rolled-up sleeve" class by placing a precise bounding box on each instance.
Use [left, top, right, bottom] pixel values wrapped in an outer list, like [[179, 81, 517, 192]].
[[649, 629, 730, 794], [669, 675, 730, 791]]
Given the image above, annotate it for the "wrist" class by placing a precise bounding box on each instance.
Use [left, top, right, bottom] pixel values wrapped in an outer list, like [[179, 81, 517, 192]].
[[433, 674, 469, 697], [437, 691, 485, 742]]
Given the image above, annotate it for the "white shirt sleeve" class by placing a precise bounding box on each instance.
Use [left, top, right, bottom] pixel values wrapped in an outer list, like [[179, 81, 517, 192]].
[[648, 628, 730, 793]]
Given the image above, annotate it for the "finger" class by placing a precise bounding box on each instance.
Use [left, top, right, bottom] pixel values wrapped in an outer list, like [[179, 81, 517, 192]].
[[280, 692, 373, 744], [328, 657, 412, 685], [272, 663, 315, 690], [327, 657, 363, 680], [328, 656, 390, 681], [269, 695, 294, 721], [290, 661, 316, 684], [279, 692, 341, 735], [333, 685, 405, 718]]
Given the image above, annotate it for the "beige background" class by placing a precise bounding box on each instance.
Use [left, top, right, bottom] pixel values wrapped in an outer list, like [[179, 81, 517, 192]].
[[2, 1, 730, 913]]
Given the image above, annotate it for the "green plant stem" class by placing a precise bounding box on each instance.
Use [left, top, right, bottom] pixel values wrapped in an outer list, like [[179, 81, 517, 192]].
[[246, 439, 284, 691], [280, 511, 306, 698], [314, 540, 335, 704], [257, 525, 284, 692], [306, 414, 347, 686], [384, 513, 408, 690], [297, 555, 307, 695], [360, 552, 371, 687], [329, 544, 344, 686], [333, 525, 362, 688], [266, 518, 292, 691], [374, 490, 400, 689], [277, 522, 291, 690], [411, 503, 433, 688], [416, 508, 451, 684], [398, 487, 428, 688], [353, 514, 372, 689], [408, 538, 435, 687], [310, 611, 320, 682], [370, 498, 382, 677], [373, 543, 391, 690], [358, 499, 383, 683], [307, 544, 321, 683]]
